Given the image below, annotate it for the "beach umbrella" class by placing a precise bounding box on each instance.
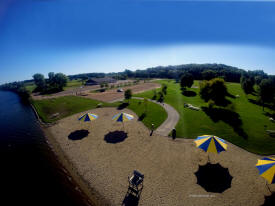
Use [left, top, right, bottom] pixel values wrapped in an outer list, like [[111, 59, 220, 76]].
[[112, 112, 134, 130], [112, 112, 134, 122], [256, 157, 275, 192], [194, 135, 228, 161], [78, 113, 98, 130]]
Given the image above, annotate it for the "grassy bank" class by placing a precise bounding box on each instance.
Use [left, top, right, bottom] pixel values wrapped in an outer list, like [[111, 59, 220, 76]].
[[127, 99, 167, 129], [32, 96, 117, 123], [134, 80, 275, 155], [32, 96, 167, 130]]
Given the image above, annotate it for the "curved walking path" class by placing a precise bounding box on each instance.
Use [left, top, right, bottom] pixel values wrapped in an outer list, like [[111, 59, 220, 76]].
[[133, 97, 180, 136]]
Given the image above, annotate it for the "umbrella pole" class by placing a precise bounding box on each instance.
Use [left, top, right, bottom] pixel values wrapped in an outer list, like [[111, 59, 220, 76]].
[[208, 153, 210, 163], [266, 181, 272, 194]]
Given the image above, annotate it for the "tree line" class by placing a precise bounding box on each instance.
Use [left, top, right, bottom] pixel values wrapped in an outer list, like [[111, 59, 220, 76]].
[[32, 72, 67, 94], [68, 63, 269, 83], [120, 64, 268, 83], [0, 81, 30, 101], [240, 74, 275, 110], [0, 72, 68, 100], [179, 71, 275, 111]]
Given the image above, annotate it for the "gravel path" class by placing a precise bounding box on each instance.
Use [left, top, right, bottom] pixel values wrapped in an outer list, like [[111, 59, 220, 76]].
[[46, 107, 274, 206], [133, 97, 180, 136]]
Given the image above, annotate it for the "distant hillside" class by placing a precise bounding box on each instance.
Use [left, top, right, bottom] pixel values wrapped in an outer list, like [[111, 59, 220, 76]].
[[69, 63, 267, 83]]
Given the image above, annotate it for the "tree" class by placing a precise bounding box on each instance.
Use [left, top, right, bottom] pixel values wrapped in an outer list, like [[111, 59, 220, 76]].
[[199, 81, 211, 102], [33, 73, 46, 92], [255, 76, 263, 85], [80, 75, 88, 85], [158, 91, 164, 102], [258, 79, 275, 111], [54, 73, 68, 90], [240, 76, 254, 95], [152, 89, 157, 100], [199, 78, 228, 106], [124, 89, 132, 103], [180, 73, 194, 90], [48, 72, 55, 85], [162, 83, 168, 95], [202, 70, 217, 80]]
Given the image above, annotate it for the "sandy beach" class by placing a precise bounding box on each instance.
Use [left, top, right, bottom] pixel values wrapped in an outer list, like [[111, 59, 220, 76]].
[[45, 107, 275, 206]]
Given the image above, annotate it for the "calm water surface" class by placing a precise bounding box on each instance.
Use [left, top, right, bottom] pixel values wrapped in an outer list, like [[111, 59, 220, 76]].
[[0, 91, 91, 206]]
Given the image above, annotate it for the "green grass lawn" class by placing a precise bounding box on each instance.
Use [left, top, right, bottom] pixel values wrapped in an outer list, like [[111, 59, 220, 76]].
[[127, 99, 167, 129], [32, 96, 167, 130], [32, 96, 104, 123], [64, 79, 83, 90], [134, 80, 275, 155], [25, 84, 36, 93]]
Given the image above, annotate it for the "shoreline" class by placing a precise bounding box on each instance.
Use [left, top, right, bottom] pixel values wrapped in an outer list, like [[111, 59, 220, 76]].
[[30, 100, 109, 206], [42, 126, 110, 206]]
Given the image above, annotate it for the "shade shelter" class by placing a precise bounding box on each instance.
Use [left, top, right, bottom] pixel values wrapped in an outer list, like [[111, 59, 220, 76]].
[[112, 112, 134, 130], [78, 113, 98, 130], [256, 157, 275, 193], [194, 135, 228, 162]]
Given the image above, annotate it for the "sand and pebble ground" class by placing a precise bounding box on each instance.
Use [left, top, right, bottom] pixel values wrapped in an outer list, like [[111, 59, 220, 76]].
[[85, 82, 160, 102], [46, 107, 275, 206]]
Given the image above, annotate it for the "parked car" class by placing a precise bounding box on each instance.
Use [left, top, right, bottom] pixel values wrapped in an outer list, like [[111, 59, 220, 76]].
[[117, 88, 123, 92]]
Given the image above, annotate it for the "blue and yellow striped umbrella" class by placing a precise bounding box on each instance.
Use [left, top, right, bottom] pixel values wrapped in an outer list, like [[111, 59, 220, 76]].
[[194, 135, 228, 154], [256, 157, 275, 184], [112, 112, 134, 122], [78, 113, 98, 122]]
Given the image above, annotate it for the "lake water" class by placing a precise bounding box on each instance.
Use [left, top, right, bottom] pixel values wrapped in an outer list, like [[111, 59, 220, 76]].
[[0, 91, 91, 206]]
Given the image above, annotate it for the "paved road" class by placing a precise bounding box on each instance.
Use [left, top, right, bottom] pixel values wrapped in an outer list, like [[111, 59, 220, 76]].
[[133, 97, 180, 136]]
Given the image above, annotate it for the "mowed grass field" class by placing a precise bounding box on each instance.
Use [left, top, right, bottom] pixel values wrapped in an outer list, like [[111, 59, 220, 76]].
[[63, 79, 83, 90], [32, 96, 104, 123], [127, 99, 167, 129], [32, 96, 167, 129], [135, 80, 275, 155]]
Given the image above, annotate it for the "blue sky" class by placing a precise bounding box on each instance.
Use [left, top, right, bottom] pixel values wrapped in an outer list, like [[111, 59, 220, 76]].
[[1, 0, 275, 83]]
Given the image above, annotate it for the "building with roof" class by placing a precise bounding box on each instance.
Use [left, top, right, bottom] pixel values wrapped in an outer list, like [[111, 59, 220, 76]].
[[85, 77, 117, 86]]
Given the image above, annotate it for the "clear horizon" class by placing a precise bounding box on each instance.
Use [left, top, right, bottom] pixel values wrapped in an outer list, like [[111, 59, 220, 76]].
[[1, 0, 275, 84]]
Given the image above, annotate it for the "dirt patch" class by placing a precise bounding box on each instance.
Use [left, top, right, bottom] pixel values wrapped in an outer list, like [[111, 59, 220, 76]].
[[84, 83, 160, 102], [32, 85, 101, 100]]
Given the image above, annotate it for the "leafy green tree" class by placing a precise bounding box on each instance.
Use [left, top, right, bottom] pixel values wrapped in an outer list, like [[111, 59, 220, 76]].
[[199, 80, 211, 102], [199, 78, 228, 106], [162, 83, 168, 95], [80, 75, 88, 85], [54, 73, 68, 90], [202, 70, 217, 80], [158, 91, 164, 102], [152, 89, 157, 100], [258, 79, 275, 111], [33, 73, 46, 92], [124, 89, 132, 103], [240, 76, 254, 95], [255, 76, 263, 85], [48, 72, 55, 84], [180, 73, 194, 90], [17, 86, 30, 101]]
